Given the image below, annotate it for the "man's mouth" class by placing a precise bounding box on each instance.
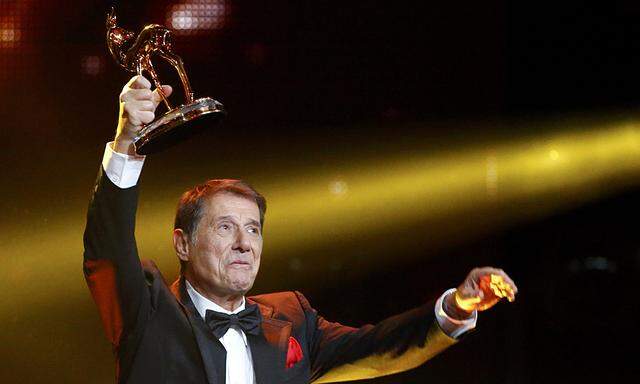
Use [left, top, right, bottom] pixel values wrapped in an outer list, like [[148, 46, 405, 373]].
[[229, 260, 251, 267]]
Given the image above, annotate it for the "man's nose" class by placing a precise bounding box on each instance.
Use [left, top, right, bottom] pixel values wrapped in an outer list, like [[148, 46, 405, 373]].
[[232, 230, 251, 253]]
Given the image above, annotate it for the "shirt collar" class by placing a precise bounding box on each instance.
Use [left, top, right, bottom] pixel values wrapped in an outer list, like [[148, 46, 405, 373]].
[[185, 279, 246, 320]]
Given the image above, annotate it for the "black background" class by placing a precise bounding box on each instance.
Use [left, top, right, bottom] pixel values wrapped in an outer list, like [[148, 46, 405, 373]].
[[0, 1, 638, 382]]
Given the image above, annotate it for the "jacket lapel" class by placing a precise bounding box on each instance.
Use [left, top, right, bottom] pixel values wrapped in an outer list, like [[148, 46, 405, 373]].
[[170, 278, 226, 384], [170, 279, 293, 384], [246, 298, 292, 384]]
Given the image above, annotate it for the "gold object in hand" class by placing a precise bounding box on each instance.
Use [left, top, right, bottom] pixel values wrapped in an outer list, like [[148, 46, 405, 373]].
[[489, 274, 514, 302]]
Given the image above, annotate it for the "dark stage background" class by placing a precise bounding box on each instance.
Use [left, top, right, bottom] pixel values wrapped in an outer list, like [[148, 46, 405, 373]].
[[0, 0, 639, 382]]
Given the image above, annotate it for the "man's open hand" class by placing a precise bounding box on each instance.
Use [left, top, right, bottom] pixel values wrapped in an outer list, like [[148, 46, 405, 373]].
[[444, 267, 518, 319], [114, 75, 172, 155]]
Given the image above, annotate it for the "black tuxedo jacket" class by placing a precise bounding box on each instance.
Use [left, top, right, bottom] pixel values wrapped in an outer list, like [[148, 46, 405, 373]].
[[83, 168, 457, 383]]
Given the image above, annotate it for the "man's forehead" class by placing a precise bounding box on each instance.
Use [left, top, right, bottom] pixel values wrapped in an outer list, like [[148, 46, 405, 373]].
[[205, 192, 260, 219]]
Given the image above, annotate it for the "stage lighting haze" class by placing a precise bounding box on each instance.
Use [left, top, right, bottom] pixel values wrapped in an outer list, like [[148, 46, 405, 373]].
[[166, 0, 227, 34]]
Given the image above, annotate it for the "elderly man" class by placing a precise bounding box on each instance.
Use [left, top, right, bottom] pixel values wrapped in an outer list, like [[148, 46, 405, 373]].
[[83, 75, 518, 384]]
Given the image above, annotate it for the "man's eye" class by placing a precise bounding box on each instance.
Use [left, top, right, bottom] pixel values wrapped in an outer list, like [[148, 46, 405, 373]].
[[247, 227, 260, 234], [219, 224, 231, 231]]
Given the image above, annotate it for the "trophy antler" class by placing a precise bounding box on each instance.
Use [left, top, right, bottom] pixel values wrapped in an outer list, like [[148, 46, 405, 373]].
[[104, 7, 225, 155], [105, 8, 195, 108], [106, 8, 136, 70]]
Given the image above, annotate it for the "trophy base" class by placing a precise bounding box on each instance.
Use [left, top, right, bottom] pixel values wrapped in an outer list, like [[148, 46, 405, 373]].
[[134, 97, 225, 155]]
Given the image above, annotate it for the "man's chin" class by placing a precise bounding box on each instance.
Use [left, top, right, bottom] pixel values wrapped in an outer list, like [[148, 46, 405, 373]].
[[227, 275, 256, 295], [228, 284, 253, 296]]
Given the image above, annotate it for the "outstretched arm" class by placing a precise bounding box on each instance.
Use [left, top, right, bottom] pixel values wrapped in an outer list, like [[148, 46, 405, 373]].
[[82, 75, 172, 348], [304, 295, 454, 383], [306, 267, 518, 383]]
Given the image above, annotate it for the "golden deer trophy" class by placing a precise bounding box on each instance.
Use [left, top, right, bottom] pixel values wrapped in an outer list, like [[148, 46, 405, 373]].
[[106, 8, 225, 155]]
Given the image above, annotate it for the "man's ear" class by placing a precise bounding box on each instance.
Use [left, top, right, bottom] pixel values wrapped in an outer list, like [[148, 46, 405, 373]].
[[173, 228, 190, 262]]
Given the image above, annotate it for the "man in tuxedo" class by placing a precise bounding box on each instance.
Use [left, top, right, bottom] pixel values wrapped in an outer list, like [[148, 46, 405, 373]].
[[83, 75, 518, 383]]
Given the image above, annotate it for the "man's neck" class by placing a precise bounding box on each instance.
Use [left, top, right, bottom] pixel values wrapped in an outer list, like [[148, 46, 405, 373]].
[[185, 277, 244, 312]]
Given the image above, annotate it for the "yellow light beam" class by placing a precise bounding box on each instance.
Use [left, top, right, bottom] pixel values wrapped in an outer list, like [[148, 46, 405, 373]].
[[1, 117, 640, 316]]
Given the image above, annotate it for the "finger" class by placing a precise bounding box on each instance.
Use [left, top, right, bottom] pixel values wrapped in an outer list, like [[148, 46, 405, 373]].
[[133, 100, 156, 112], [121, 88, 153, 102], [151, 85, 173, 106], [137, 110, 155, 125], [161, 84, 173, 97], [124, 75, 141, 88], [123, 101, 155, 117], [128, 75, 152, 90]]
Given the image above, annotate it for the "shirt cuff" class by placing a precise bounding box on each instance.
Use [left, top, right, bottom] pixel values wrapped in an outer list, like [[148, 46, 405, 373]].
[[101, 141, 146, 188], [434, 288, 478, 339]]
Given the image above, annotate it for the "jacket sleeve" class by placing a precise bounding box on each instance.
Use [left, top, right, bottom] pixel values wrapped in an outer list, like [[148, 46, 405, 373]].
[[295, 292, 458, 383], [83, 167, 151, 350]]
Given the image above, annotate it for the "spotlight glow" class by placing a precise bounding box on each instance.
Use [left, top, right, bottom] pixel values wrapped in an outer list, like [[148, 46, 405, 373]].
[[0, 0, 37, 81], [0, 19, 21, 48], [167, 0, 227, 34], [329, 180, 349, 196], [0, 25, 20, 44], [2, 116, 640, 380], [486, 154, 498, 197], [80, 55, 104, 76]]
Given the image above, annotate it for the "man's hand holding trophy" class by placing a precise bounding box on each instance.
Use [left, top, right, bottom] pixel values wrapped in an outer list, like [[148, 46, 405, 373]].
[[106, 8, 225, 155]]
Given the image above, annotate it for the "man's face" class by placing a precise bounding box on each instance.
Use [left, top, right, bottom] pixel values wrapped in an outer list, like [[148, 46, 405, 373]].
[[184, 192, 263, 297]]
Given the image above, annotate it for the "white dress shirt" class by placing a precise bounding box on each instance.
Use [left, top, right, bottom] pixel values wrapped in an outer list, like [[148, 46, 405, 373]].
[[101, 141, 478, 381], [185, 280, 256, 384]]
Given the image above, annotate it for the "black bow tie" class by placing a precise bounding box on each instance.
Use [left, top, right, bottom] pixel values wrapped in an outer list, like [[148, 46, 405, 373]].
[[205, 303, 263, 339]]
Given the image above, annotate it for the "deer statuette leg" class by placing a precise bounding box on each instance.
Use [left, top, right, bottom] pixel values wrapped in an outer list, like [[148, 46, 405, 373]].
[[159, 51, 195, 104], [138, 58, 172, 111]]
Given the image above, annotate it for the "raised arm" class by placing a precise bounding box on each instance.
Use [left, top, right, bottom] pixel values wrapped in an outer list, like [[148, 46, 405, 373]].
[[82, 76, 172, 348]]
